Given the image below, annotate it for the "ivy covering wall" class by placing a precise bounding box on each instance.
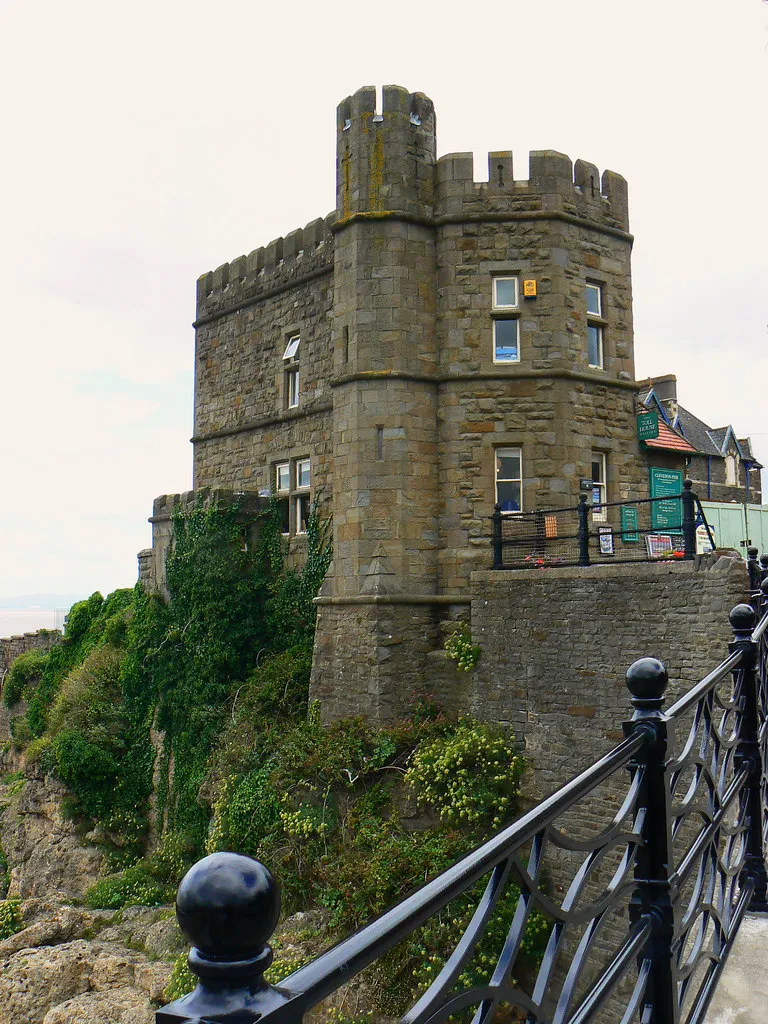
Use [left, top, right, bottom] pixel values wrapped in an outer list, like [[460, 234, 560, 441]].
[[3, 497, 544, 1015]]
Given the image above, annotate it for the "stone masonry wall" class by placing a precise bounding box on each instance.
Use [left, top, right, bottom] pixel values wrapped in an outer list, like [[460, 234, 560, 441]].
[[469, 553, 748, 798], [1, 630, 62, 680], [193, 218, 335, 516]]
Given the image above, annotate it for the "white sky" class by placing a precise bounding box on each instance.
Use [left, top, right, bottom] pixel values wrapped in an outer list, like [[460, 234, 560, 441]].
[[1, 0, 767, 616]]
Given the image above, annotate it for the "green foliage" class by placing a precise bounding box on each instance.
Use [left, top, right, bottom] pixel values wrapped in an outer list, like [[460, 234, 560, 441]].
[[9, 717, 32, 750], [26, 590, 133, 737], [120, 496, 330, 846], [165, 952, 196, 1002], [444, 623, 480, 672], [0, 845, 9, 899], [0, 898, 22, 940], [405, 717, 525, 828], [84, 863, 171, 910], [3, 649, 49, 707], [84, 833, 195, 910]]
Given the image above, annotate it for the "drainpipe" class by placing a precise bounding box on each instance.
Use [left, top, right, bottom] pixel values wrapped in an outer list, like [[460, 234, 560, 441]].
[[707, 456, 711, 500]]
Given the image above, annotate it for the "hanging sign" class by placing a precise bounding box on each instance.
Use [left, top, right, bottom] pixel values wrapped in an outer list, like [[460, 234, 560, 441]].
[[637, 411, 659, 441]]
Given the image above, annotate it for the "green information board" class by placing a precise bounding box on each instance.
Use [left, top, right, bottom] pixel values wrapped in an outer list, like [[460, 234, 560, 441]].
[[649, 467, 683, 529], [637, 411, 659, 440], [620, 505, 640, 542]]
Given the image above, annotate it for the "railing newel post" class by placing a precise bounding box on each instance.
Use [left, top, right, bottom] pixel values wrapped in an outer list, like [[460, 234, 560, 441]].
[[623, 657, 677, 1024], [728, 603, 768, 912], [156, 852, 293, 1024], [747, 547, 761, 593], [491, 503, 504, 570], [577, 493, 590, 567], [759, 553, 768, 583], [682, 479, 696, 560]]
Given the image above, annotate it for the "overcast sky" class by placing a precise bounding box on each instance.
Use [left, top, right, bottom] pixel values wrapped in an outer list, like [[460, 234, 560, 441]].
[[1, 0, 766, 620]]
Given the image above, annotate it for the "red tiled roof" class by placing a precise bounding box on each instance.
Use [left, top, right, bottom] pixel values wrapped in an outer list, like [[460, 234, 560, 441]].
[[643, 421, 698, 454]]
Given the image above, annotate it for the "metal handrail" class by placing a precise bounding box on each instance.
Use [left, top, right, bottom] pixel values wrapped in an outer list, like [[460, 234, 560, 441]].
[[158, 598, 768, 1024]]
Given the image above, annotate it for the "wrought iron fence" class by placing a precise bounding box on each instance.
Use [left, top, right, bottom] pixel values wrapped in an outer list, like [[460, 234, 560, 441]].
[[491, 480, 715, 571], [157, 583, 768, 1024]]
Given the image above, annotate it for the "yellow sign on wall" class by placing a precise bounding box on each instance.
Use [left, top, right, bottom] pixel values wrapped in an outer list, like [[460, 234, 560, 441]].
[[523, 279, 537, 297]]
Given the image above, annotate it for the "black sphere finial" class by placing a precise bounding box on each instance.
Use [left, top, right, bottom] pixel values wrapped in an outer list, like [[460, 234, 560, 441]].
[[176, 852, 280, 962], [760, 554, 768, 568], [626, 657, 668, 704], [729, 603, 757, 633], [760, 578, 768, 595], [748, 547, 759, 559], [683, 478, 693, 490]]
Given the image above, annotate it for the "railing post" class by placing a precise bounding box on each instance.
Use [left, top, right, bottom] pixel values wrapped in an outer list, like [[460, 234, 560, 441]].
[[682, 479, 696, 560], [747, 547, 760, 592], [624, 657, 677, 1024], [728, 604, 768, 912], [760, 553, 768, 583], [577, 493, 590, 567], [491, 503, 503, 570], [156, 852, 291, 1024]]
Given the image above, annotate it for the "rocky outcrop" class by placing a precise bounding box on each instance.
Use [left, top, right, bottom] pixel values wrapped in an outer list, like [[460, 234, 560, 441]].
[[0, 752, 184, 1022], [0, 901, 181, 1024], [0, 772, 105, 899], [0, 936, 174, 1024]]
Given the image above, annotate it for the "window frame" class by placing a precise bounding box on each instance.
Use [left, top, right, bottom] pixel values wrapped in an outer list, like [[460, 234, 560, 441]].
[[283, 334, 301, 361], [491, 276, 521, 364], [591, 452, 607, 522], [492, 276, 519, 311], [586, 281, 605, 369], [492, 318, 520, 364], [287, 366, 300, 409], [275, 462, 291, 535], [495, 446, 523, 514], [272, 457, 311, 536]]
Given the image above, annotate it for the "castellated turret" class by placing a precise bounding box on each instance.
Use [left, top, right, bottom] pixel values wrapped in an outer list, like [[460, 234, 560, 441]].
[[335, 85, 436, 221], [190, 85, 648, 724]]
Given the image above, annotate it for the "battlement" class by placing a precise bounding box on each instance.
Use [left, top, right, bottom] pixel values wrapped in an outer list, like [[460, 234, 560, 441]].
[[435, 150, 629, 231], [150, 488, 266, 522], [335, 85, 436, 221], [196, 216, 334, 321]]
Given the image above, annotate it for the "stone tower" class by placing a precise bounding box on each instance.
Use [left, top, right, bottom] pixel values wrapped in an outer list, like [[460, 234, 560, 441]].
[[187, 85, 648, 724]]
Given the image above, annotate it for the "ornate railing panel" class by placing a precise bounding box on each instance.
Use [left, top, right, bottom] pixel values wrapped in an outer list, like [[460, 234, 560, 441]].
[[157, 598, 768, 1024]]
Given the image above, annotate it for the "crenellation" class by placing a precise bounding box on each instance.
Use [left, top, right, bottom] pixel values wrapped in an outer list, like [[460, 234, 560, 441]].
[[432, 149, 629, 231], [264, 236, 283, 270], [196, 217, 334, 321]]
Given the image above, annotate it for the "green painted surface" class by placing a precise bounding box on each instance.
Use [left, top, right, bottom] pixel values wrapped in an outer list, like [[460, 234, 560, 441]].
[[649, 467, 683, 529]]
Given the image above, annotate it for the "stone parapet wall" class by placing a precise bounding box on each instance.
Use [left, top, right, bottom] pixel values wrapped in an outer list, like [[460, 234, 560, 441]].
[[143, 488, 269, 597], [469, 553, 748, 797], [1, 630, 62, 678], [195, 218, 333, 324]]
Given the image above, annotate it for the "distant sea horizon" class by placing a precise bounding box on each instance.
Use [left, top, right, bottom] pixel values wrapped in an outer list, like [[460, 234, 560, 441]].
[[0, 596, 85, 639]]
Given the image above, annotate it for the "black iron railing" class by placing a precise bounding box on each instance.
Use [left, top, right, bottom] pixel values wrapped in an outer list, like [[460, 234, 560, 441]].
[[157, 587, 768, 1024], [491, 480, 715, 571]]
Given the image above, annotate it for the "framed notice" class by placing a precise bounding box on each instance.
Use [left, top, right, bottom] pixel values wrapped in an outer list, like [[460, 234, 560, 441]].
[[649, 467, 684, 530], [646, 534, 673, 558], [544, 515, 558, 539], [620, 505, 640, 542], [598, 526, 614, 555]]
